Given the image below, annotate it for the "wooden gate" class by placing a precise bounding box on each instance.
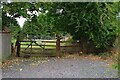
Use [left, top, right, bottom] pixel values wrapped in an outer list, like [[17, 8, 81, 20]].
[[20, 39, 81, 57]]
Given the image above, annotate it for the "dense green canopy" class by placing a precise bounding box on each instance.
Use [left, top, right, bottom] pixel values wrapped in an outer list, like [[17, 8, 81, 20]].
[[47, 2, 118, 50], [2, 2, 119, 50]]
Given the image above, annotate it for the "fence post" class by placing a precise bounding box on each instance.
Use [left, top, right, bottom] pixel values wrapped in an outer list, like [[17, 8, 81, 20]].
[[56, 36, 61, 57]]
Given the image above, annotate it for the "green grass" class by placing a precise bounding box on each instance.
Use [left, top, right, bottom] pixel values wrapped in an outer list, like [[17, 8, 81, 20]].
[[21, 42, 56, 49], [98, 52, 111, 57], [111, 64, 118, 69], [20, 41, 67, 49], [21, 45, 56, 49]]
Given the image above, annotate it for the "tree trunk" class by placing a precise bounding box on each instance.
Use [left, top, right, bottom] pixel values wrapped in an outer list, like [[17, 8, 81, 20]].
[[11, 43, 14, 56], [15, 35, 20, 57]]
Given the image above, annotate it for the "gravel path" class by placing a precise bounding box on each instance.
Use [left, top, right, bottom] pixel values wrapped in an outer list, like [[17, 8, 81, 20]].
[[2, 57, 118, 78]]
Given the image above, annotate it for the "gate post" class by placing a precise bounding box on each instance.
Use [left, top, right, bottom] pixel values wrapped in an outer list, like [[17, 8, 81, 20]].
[[56, 36, 61, 57]]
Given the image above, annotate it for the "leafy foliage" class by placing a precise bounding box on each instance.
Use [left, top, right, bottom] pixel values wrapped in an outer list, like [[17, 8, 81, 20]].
[[9, 24, 21, 39], [2, 2, 118, 51], [47, 2, 118, 50]]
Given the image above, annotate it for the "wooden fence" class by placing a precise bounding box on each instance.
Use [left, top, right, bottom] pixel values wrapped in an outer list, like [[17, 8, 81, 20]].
[[20, 39, 81, 57]]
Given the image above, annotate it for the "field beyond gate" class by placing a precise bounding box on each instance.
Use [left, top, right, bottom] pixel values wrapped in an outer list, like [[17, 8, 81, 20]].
[[20, 40, 81, 57]]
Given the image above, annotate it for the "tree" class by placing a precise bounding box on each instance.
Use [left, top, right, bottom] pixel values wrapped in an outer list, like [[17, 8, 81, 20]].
[[47, 2, 118, 51], [2, 2, 54, 39], [2, 2, 118, 53]]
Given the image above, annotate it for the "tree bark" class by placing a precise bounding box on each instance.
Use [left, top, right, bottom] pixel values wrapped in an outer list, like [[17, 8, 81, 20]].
[[11, 43, 14, 56], [15, 35, 20, 57]]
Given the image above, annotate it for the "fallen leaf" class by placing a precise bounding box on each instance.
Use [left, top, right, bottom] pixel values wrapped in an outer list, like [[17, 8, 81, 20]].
[[41, 61, 47, 63], [19, 68, 22, 71], [30, 63, 39, 66]]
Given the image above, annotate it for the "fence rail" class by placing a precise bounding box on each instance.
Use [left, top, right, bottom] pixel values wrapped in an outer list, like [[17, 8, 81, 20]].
[[20, 39, 82, 57], [41, 40, 80, 43]]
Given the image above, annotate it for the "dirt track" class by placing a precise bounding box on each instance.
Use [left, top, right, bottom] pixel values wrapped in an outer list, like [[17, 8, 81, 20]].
[[2, 56, 118, 78]]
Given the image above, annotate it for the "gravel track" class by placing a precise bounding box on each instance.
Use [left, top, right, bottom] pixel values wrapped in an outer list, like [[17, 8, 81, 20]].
[[2, 57, 118, 78]]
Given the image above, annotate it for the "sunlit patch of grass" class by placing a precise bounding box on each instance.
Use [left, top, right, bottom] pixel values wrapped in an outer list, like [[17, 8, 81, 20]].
[[111, 64, 118, 69]]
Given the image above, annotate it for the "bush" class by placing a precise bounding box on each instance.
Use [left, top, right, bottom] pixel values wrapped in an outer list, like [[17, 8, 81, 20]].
[[98, 52, 111, 59]]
